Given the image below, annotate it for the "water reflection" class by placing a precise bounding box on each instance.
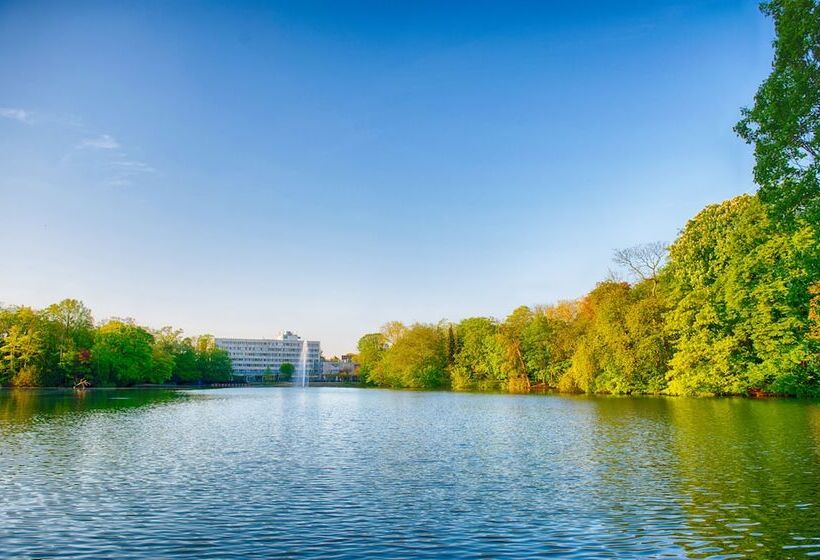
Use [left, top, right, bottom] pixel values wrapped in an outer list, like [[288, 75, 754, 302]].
[[0, 388, 817, 559], [0, 388, 185, 425], [667, 398, 820, 558]]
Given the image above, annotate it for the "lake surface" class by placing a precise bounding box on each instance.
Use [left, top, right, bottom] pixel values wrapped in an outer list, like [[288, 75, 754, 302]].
[[0, 387, 818, 559]]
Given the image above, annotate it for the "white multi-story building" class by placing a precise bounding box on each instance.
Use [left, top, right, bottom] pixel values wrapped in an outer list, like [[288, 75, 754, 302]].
[[215, 331, 321, 380]]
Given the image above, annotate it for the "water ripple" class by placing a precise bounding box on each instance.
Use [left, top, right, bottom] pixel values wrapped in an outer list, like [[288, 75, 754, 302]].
[[0, 388, 818, 558]]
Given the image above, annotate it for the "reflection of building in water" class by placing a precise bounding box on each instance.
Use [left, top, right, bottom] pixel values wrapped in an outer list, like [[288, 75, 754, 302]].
[[215, 331, 320, 381]]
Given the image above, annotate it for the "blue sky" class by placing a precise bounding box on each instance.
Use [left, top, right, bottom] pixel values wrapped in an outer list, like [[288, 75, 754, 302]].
[[0, 1, 772, 355]]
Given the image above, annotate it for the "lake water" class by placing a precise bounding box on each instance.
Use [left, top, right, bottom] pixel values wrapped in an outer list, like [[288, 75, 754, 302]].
[[0, 387, 818, 559]]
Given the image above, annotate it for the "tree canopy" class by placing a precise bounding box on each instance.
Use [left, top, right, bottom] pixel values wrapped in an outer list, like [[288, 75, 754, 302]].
[[352, 1, 819, 397], [735, 0, 820, 222], [0, 299, 232, 387]]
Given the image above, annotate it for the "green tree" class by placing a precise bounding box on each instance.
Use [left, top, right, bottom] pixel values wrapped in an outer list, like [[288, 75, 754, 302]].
[[451, 317, 502, 390], [0, 306, 45, 386], [279, 362, 295, 381], [1, 326, 42, 385], [194, 335, 233, 383], [41, 299, 94, 385], [380, 321, 407, 346], [373, 323, 447, 388], [735, 0, 820, 222], [519, 311, 557, 387], [561, 282, 631, 394], [172, 344, 199, 383], [355, 333, 386, 385], [558, 281, 670, 394], [540, 301, 582, 388], [446, 324, 456, 367], [664, 195, 818, 396], [152, 327, 199, 384], [497, 306, 533, 392], [92, 321, 159, 386]]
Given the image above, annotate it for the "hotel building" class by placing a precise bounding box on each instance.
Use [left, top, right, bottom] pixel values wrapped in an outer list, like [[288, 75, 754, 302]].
[[215, 331, 321, 380]]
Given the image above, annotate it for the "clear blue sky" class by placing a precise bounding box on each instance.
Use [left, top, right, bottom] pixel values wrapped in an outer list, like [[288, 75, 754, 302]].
[[0, 1, 772, 355]]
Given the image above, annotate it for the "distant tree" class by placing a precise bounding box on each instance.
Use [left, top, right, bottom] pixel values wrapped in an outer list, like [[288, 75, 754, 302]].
[[11, 365, 40, 387], [374, 323, 447, 388], [149, 327, 197, 384], [355, 333, 386, 384], [194, 336, 232, 383], [559, 281, 670, 395], [279, 362, 294, 381], [43, 299, 93, 336], [0, 306, 48, 386], [0, 301, 239, 387], [541, 301, 582, 387], [92, 321, 158, 386], [151, 344, 175, 384], [173, 344, 199, 383], [446, 324, 456, 366], [1, 324, 42, 385], [39, 299, 95, 385], [735, 0, 820, 222], [519, 311, 556, 387], [451, 317, 501, 390], [496, 306, 533, 392], [380, 321, 406, 346], [613, 242, 667, 296]]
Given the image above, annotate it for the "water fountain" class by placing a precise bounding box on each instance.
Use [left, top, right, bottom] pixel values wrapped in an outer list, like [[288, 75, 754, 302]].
[[295, 339, 309, 387]]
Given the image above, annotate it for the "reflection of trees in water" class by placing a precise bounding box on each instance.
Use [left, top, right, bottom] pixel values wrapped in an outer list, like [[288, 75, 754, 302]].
[[0, 389, 184, 425], [583, 397, 691, 557], [666, 399, 820, 557], [810, 406, 820, 454], [578, 397, 820, 558]]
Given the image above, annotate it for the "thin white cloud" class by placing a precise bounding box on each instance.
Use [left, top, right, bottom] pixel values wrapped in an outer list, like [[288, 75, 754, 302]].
[[106, 177, 132, 187], [78, 134, 120, 150], [0, 107, 32, 123], [105, 157, 158, 187], [4, 108, 156, 186], [107, 159, 156, 174]]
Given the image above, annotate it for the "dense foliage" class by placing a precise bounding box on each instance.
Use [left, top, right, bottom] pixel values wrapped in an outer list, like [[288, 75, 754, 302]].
[[355, 1, 819, 397], [0, 299, 232, 387], [735, 0, 820, 223], [664, 195, 817, 396], [356, 195, 817, 397]]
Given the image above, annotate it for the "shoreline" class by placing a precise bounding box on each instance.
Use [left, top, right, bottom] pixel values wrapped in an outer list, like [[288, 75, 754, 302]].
[[2, 383, 817, 401]]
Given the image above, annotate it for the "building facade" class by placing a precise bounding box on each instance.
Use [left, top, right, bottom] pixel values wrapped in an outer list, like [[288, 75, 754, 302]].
[[215, 331, 321, 380], [321, 354, 359, 381]]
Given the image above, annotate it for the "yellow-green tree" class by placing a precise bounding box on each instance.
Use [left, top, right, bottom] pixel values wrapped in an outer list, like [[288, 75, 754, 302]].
[[664, 195, 818, 396], [558, 281, 670, 394], [450, 317, 502, 390], [373, 323, 447, 388], [355, 332, 386, 385], [0, 306, 44, 387]]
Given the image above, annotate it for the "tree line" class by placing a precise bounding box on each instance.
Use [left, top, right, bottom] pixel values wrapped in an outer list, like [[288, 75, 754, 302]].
[[0, 299, 232, 387], [354, 0, 820, 397]]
